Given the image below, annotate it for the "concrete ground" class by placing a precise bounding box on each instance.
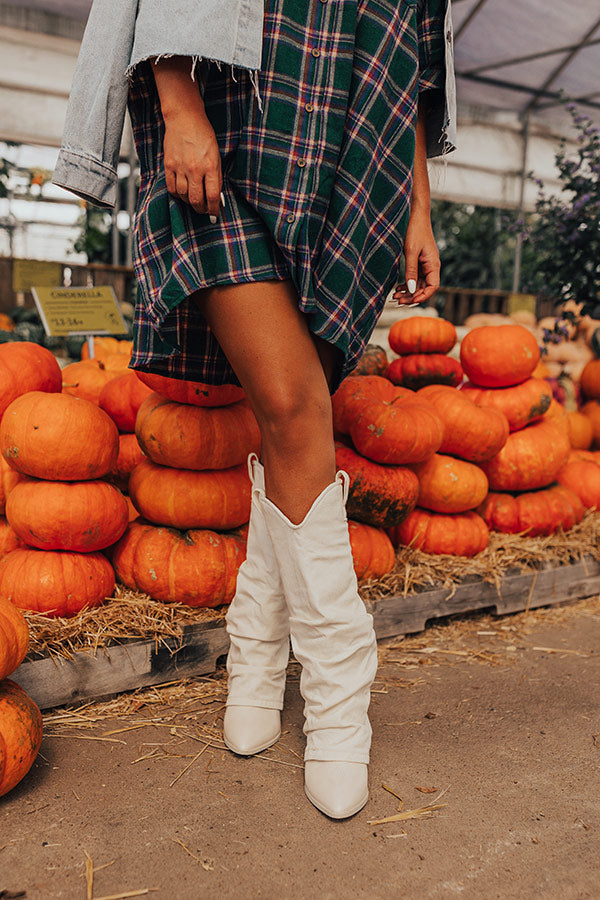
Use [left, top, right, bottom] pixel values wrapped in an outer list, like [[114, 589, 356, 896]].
[[1, 597, 599, 900]]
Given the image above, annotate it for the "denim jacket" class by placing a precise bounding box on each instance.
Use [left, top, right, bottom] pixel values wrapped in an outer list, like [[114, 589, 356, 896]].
[[52, 0, 457, 209]]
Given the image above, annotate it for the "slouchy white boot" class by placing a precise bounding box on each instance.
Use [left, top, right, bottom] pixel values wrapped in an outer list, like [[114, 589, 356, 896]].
[[259, 470, 378, 819], [223, 454, 290, 756]]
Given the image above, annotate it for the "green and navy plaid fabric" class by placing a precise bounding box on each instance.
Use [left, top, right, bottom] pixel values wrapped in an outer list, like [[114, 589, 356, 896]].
[[127, 0, 447, 392]]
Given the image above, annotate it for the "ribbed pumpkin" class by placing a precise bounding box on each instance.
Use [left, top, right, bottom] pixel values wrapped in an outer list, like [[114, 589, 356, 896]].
[[557, 459, 600, 510], [460, 325, 540, 388], [479, 485, 584, 536], [351, 344, 389, 376], [581, 401, 600, 446], [332, 376, 411, 435], [388, 316, 457, 355], [386, 354, 463, 390], [129, 458, 251, 529], [99, 371, 153, 432], [0, 342, 62, 421], [135, 394, 261, 470], [6, 478, 129, 551], [566, 410, 593, 450], [1, 392, 119, 481], [460, 378, 551, 432], [135, 371, 244, 407], [580, 359, 600, 400], [543, 397, 570, 437], [81, 337, 132, 361], [335, 444, 419, 527], [0, 548, 115, 617], [61, 359, 114, 404], [107, 433, 146, 490], [348, 521, 396, 580], [417, 385, 509, 462], [110, 519, 246, 606], [0, 517, 25, 558], [412, 453, 489, 513], [0, 679, 43, 797], [480, 418, 571, 491], [0, 454, 22, 515], [350, 396, 443, 465], [389, 508, 489, 557], [0, 598, 29, 681]]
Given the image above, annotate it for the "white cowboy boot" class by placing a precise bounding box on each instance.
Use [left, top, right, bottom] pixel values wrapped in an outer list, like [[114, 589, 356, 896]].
[[223, 454, 290, 755], [259, 470, 378, 819]]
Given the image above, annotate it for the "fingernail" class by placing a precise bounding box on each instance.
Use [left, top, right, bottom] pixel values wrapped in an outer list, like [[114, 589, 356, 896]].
[[220, 191, 225, 207], [407, 279, 417, 294], [209, 215, 217, 224]]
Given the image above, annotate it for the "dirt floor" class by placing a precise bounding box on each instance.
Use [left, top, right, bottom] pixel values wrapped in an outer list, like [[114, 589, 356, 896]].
[[1, 597, 599, 900]]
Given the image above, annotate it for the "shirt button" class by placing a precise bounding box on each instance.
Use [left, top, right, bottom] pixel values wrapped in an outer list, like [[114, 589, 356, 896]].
[[311, 48, 321, 58], [297, 158, 307, 168], [286, 213, 296, 223], [305, 103, 314, 112]]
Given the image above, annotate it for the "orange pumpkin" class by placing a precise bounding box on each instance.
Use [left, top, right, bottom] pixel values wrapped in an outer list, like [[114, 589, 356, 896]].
[[0, 314, 14, 332], [81, 337, 132, 361], [110, 519, 246, 606], [557, 459, 600, 510], [135, 371, 244, 407], [351, 345, 389, 376], [0, 454, 22, 515], [129, 458, 251, 530], [460, 378, 551, 432], [61, 359, 113, 405], [411, 453, 489, 513], [6, 478, 129, 552], [581, 401, 600, 447], [543, 397, 570, 437], [0, 679, 43, 797], [479, 485, 584, 536], [0, 517, 25, 559], [99, 371, 154, 432], [0, 548, 115, 617], [331, 376, 411, 435], [107, 433, 145, 490], [0, 342, 62, 421], [580, 359, 600, 400], [388, 316, 457, 355], [480, 418, 571, 491], [566, 410, 593, 449], [135, 394, 261, 470], [0, 598, 29, 681], [417, 385, 509, 461], [386, 354, 463, 390], [0, 392, 119, 481], [335, 443, 419, 527], [389, 508, 489, 557], [350, 396, 443, 465], [460, 325, 540, 388], [101, 354, 131, 375], [348, 521, 396, 580]]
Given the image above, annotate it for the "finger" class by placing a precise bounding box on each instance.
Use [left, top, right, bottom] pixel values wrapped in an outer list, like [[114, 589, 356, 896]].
[[165, 168, 177, 197], [174, 171, 190, 204], [403, 245, 419, 296], [204, 169, 222, 221], [187, 178, 207, 215]]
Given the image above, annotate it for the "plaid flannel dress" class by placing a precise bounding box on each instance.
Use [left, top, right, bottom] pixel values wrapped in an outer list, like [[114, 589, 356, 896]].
[[127, 0, 449, 393]]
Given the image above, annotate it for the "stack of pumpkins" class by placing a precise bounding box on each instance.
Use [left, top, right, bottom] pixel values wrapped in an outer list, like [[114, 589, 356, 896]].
[[0, 598, 43, 797], [0, 390, 125, 617], [386, 316, 463, 389], [110, 374, 256, 607]]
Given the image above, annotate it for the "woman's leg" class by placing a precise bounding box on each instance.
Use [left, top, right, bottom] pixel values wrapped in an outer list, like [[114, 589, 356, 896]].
[[194, 278, 339, 523]]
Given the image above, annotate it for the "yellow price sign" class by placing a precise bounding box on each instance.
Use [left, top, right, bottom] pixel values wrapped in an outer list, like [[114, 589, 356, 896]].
[[31, 286, 127, 337]]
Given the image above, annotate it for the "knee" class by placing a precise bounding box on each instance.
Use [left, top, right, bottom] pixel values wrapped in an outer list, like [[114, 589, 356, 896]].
[[254, 382, 332, 438]]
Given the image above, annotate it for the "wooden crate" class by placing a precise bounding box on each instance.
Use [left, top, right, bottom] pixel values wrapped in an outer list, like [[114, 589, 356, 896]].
[[12, 556, 600, 710]]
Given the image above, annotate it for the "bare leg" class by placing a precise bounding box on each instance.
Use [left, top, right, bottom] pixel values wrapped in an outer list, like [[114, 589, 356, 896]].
[[194, 279, 341, 524]]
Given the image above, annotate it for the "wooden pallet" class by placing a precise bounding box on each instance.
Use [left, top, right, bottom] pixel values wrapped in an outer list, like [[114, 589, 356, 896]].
[[12, 556, 600, 710]]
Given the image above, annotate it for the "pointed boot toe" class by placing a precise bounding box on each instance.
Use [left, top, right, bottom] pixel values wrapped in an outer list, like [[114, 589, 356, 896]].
[[223, 706, 281, 756], [304, 760, 369, 819]]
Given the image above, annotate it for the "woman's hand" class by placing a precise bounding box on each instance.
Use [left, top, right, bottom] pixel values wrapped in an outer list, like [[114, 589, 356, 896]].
[[393, 207, 441, 305], [152, 56, 223, 221]]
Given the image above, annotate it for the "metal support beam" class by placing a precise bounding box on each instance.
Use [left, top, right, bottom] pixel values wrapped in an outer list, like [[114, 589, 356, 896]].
[[511, 113, 530, 294]]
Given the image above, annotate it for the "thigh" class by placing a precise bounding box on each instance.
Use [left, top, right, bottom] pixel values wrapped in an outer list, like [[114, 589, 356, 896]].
[[193, 280, 336, 414]]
